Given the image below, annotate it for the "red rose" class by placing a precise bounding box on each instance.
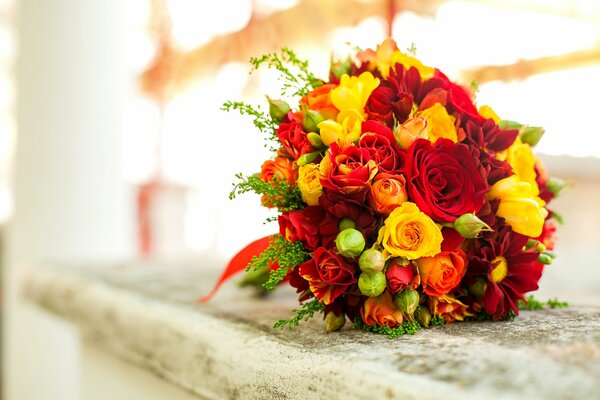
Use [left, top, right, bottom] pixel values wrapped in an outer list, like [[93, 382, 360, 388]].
[[276, 111, 314, 160], [406, 138, 487, 223], [358, 121, 405, 174], [320, 143, 378, 193], [278, 207, 326, 251], [386, 261, 418, 294], [299, 247, 357, 305]]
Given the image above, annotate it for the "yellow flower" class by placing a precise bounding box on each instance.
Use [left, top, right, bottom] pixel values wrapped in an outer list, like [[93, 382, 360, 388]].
[[488, 175, 548, 237], [419, 103, 457, 143], [389, 51, 434, 80], [394, 116, 428, 148], [505, 139, 538, 188], [330, 72, 380, 115], [318, 110, 362, 147], [358, 38, 434, 80], [376, 202, 443, 260], [297, 163, 323, 206], [478, 105, 501, 123]]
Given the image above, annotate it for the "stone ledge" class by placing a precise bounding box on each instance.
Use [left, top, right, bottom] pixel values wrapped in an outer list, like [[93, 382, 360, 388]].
[[23, 263, 600, 400]]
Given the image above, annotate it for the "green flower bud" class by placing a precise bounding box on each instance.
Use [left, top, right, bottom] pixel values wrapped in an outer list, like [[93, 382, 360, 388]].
[[338, 218, 356, 231], [324, 311, 346, 333], [538, 253, 554, 265], [297, 151, 321, 166], [468, 278, 487, 298], [415, 306, 432, 328], [498, 120, 523, 130], [358, 248, 385, 273], [394, 289, 420, 318], [330, 56, 351, 80], [306, 132, 325, 149], [547, 177, 566, 197], [302, 109, 325, 133], [358, 271, 386, 297], [519, 126, 545, 147], [453, 213, 493, 239], [238, 265, 269, 288], [266, 96, 290, 123], [335, 228, 365, 258]]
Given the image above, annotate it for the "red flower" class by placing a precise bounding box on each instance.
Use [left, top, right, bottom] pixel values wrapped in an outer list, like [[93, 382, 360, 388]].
[[276, 111, 314, 160], [434, 69, 484, 125], [468, 226, 543, 320], [386, 261, 418, 294], [405, 138, 488, 223], [365, 65, 421, 126], [278, 207, 326, 251], [320, 143, 378, 193], [463, 119, 519, 153], [299, 247, 357, 305], [358, 121, 406, 174]]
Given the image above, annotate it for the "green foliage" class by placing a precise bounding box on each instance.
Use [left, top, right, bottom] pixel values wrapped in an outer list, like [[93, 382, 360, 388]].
[[353, 317, 421, 338], [406, 42, 418, 56], [518, 295, 568, 310], [246, 234, 309, 291], [273, 298, 325, 330], [221, 101, 279, 149], [230, 173, 303, 212], [431, 315, 447, 326], [551, 210, 564, 225], [250, 48, 323, 97]]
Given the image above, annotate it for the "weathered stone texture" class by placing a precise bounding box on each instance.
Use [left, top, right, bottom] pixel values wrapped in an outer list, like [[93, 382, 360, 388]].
[[23, 264, 600, 400]]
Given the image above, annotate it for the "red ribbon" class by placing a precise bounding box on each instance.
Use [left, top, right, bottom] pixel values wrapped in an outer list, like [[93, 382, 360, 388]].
[[197, 235, 273, 303]]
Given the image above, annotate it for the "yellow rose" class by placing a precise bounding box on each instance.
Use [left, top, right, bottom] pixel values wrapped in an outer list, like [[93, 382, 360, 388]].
[[394, 116, 428, 148], [297, 163, 323, 206], [419, 103, 457, 143], [488, 175, 548, 237], [376, 202, 443, 260]]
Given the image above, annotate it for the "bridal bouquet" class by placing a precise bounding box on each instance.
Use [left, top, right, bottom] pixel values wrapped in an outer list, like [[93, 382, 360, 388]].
[[201, 39, 563, 336]]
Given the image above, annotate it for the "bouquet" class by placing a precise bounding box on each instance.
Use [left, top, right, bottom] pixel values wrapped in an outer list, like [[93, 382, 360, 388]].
[[201, 39, 564, 336]]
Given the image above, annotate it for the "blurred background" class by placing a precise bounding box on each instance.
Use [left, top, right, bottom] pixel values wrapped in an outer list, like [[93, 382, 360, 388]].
[[1, 0, 600, 398]]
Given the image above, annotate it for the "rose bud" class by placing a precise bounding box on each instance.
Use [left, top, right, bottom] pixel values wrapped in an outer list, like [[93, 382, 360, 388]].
[[547, 177, 566, 197], [538, 252, 554, 265], [238, 265, 269, 287], [394, 116, 427, 148], [297, 151, 321, 166], [324, 311, 346, 333], [303, 109, 325, 133], [519, 126, 545, 147], [335, 228, 365, 258], [358, 248, 385, 273], [385, 260, 415, 294], [468, 278, 487, 298], [394, 289, 420, 319], [306, 132, 325, 149], [499, 119, 523, 130], [358, 271, 386, 297], [453, 213, 493, 239], [338, 218, 356, 231], [415, 306, 432, 328], [266, 96, 290, 123]]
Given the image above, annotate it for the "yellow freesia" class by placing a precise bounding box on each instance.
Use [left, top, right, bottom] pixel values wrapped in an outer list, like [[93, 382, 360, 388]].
[[505, 139, 538, 188], [330, 72, 380, 115], [478, 105, 501, 123], [389, 51, 434, 80], [488, 175, 548, 237], [318, 110, 362, 147], [420, 103, 457, 143]]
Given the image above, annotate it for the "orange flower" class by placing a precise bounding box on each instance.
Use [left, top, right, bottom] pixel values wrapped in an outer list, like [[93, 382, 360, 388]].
[[360, 291, 404, 327], [429, 295, 473, 323], [259, 157, 298, 207], [300, 83, 339, 121], [369, 173, 408, 215], [415, 250, 467, 297]]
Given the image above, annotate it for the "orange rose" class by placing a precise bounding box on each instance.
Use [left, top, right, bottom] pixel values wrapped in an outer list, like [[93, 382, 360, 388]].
[[415, 250, 467, 297], [369, 173, 407, 215], [259, 157, 298, 207], [300, 83, 339, 121], [360, 292, 404, 327], [429, 295, 473, 323]]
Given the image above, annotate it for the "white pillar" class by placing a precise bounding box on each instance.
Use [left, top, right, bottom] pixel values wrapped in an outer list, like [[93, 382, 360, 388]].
[[4, 1, 134, 399]]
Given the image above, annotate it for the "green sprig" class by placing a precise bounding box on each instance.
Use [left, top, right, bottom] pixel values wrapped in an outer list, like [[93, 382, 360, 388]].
[[250, 48, 323, 97], [518, 295, 568, 310], [221, 101, 279, 149], [353, 317, 421, 338], [273, 298, 325, 330], [230, 173, 303, 211], [246, 234, 309, 291]]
